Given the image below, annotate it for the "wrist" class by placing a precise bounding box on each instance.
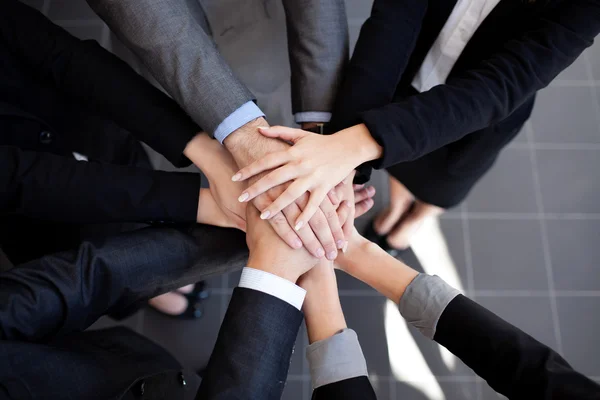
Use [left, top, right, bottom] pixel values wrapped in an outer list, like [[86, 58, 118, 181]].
[[247, 256, 301, 283], [337, 124, 383, 165], [223, 117, 270, 165]]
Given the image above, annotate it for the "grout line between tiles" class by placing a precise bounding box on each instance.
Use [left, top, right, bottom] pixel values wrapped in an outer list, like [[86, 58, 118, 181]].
[[526, 122, 563, 354], [460, 203, 476, 299], [582, 52, 600, 140]]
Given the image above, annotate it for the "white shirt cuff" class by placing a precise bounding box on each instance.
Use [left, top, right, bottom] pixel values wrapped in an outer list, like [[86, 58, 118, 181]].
[[213, 101, 266, 144], [238, 267, 306, 311], [294, 111, 332, 124]]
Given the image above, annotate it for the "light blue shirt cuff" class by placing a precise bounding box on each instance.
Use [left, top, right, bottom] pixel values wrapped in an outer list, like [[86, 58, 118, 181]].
[[214, 101, 266, 144], [295, 112, 332, 124], [238, 267, 306, 311]]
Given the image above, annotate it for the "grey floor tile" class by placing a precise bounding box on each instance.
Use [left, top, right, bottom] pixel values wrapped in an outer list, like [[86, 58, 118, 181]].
[[140, 293, 225, 371], [465, 148, 537, 213], [477, 297, 558, 350], [479, 382, 508, 400], [554, 52, 589, 82], [47, 0, 100, 20], [557, 297, 600, 377], [546, 220, 600, 291], [340, 296, 392, 377], [345, 0, 373, 20], [281, 381, 307, 400], [369, 377, 391, 400], [588, 40, 600, 81], [531, 86, 600, 143], [438, 382, 479, 400], [60, 25, 104, 42], [469, 220, 548, 291], [536, 149, 600, 213]]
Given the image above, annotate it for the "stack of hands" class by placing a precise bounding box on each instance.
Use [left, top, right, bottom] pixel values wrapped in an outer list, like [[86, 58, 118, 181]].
[[187, 117, 381, 262]]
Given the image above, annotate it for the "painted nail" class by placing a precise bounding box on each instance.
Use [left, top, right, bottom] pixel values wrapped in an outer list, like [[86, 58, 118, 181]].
[[260, 211, 271, 219], [294, 221, 304, 231], [238, 192, 249, 202], [231, 173, 242, 182], [327, 251, 337, 260], [292, 239, 303, 249], [316, 248, 325, 258], [336, 240, 345, 249], [342, 241, 349, 253], [367, 186, 375, 194]]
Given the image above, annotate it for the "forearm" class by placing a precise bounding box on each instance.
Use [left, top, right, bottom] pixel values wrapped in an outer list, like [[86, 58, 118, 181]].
[[1, 147, 199, 224], [282, 0, 349, 116], [341, 240, 419, 304], [3, 0, 200, 166], [88, 0, 256, 137]]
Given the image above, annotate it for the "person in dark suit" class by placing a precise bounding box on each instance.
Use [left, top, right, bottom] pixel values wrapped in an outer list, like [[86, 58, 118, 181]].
[[0, 0, 253, 317], [228, 0, 600, 253], [324, 228, 600, 399], [0, 202, 374, 400]]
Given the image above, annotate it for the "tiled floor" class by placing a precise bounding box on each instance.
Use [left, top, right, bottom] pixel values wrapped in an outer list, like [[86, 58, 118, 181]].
[[34, 0, 600, 399]]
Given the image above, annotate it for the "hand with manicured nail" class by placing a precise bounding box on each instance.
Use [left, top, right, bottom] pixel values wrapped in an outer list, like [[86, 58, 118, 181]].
[[232, 124, 382, 232]]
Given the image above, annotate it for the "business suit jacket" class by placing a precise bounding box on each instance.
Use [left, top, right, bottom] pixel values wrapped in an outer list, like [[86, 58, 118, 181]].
[[331, 0, 600, 207], [0, 226, 248, 400], [435, 295, 600, 399], [87, 0, 349, 134], [0, 1, 207, 263]]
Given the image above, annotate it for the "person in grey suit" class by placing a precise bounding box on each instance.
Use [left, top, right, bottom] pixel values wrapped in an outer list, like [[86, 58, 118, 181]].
[[87, 0, 355, 265]]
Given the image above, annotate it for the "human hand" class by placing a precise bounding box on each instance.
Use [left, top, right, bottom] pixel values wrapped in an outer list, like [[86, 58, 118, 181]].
[[224, 118, 346, 260], [246, 204, 318, 282], [184, 133, 246, 231], [196, 189, 244, 230], [232, 124, 382, 231]]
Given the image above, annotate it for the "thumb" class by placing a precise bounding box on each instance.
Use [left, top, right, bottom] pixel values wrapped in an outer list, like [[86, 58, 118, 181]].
[[258, 126, 309, 144]]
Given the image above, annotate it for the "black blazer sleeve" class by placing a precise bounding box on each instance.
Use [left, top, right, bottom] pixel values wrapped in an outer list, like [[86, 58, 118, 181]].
[[361, 0, 600, 169], [0, 146, 199, 223], [0, 0, 200, 167], [435, 294, 600, 399], [312, 376, 377, 399], [197, 287, 304, 400]]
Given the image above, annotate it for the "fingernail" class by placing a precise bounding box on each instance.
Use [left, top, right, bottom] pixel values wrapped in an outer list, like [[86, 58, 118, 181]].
[[336, 240, 345, 249], [367, 186, 375, 194], [294, 221, 304, 231], [231, 173, 242, 182], [342, 242, 348, 253], [293, 239, 302, 249], [260, 210, 271, 219], [258, 126, 269, 130], [316, 248, 325, 258], [238, 192, 249, 202], [327, 251, 337, 260]]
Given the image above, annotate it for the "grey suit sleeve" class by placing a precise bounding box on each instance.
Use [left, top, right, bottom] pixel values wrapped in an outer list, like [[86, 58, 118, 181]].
[[87, 0, 255, 136], [281, 0, 349, 117], [306, 328, 368, 389]]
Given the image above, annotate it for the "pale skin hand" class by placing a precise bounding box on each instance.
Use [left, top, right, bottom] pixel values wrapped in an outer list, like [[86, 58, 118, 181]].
[[224, 117, 346, 260], [184, 132, 247, 231], [246, 204, 319, 282], [232, 123, 383, 231]]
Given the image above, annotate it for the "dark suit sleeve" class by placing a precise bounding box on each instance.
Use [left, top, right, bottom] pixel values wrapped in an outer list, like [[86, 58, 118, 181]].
[[312, 376, 377, 399], [360, 0, 600, 169], [435, 295, 600, 399], [0, 227, 204, 342], [197, 287, 304, 400], [0, 0, 200, 167], [0, 146, 199, 223]]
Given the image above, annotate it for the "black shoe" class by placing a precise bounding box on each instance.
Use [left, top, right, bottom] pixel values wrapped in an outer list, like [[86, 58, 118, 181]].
[[363, 218, 409, 259]]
